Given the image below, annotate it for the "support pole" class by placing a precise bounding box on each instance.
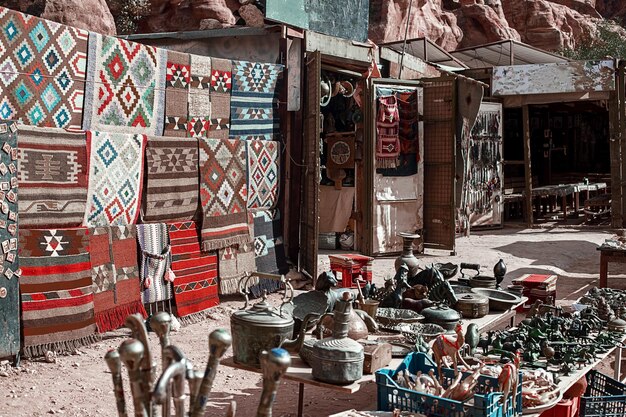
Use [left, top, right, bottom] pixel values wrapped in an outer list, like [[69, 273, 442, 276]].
[[522, 105, 533, 227], [619, 62, 626, 227], [609, 79, 622, 227]]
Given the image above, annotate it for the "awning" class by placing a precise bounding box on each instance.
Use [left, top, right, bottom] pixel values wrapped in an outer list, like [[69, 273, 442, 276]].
[[380, 37, 468, 69], [451, 39, 568, 69]]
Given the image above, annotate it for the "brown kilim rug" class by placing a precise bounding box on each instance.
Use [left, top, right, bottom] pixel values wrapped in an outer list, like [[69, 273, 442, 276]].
[[17, 126, 88, 228], [143, 136, 199, 222], [199, 138, 251, 251], [163, 50, 190, 137], [208, 57, 232, 140]]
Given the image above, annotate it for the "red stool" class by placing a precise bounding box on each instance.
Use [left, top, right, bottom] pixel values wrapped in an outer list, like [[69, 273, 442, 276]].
[[328, 254, 374, 288]]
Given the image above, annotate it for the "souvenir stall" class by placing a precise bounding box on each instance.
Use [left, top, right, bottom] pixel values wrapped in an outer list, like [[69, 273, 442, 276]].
[[0, 6, 288, 360]]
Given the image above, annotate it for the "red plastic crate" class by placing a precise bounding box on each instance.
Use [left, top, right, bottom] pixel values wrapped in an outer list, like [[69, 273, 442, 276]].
[[539, 397, 580, 417]]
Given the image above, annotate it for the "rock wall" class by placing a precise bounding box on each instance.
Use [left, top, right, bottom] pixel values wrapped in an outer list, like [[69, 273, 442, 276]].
[[3, 0, 116, 35], [370, 0, 626, 53], [4, 0, 626, 53]]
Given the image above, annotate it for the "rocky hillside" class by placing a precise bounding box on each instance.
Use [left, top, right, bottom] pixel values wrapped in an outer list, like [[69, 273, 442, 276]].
[[3, 0, 626, 53]]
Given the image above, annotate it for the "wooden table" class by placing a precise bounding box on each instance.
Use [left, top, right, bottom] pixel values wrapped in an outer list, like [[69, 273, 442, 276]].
[[222, 299, 527, 417], [523, 183, 606, 220], [598, 246, 626, 288]]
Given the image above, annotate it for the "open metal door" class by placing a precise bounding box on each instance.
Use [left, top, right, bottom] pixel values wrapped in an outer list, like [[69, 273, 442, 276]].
[[365, 78, 424, 256], [422, 77, 457, 253], [299, 51, 321, 280]]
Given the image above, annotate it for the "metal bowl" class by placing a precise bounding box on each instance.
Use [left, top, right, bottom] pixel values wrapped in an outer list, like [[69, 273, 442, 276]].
[[471, 288, 522, 311], [435, 262, 458, 279], [401, 323, 446, 343], [451, 284, 474, 295], [376, 308, 424, 328]]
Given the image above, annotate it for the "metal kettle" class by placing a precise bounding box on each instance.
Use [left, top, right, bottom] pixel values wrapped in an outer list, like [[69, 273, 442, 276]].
[[230, 272, 318, 367]]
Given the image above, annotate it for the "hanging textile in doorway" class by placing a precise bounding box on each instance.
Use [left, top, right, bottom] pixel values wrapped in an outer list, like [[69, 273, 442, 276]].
[[143, 135, 199, 222], [168, 221, 219, 322], [186, 54, 212, 138], [83, 33, 166, 135], [89, 226, 145, 333], [83, 131, 147, 227], [209, 57, 232, 140], [199, 137, 251, 251], [230, 60, 284, 140], [377, 91, 419, 177], [17, 126, 88, 228], [0, 7, 88, 129], [247, 140, 280, 209], [376, 95, 400, 169], [19, 227, 99, 358], [252, 209, 288, 275], [218, 242, 256, 295], [137, 223, 174, 304], [163, 50, 190, 137]]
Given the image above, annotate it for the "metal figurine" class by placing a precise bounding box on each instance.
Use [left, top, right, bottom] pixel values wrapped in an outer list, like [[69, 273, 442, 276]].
[[152, 346, 188, 417], [189, 328, 233, 417], [257, 348, 291, 417], [105, 349, 128, 417], [125, 314, 156, 415], [119, 339, 149, 417]]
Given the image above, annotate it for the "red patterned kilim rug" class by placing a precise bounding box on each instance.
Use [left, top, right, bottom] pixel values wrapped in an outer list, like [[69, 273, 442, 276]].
[[19, 228, 99, 357], [89, 226, 146, 333], [168, 221, 219, 322], [198, 138, 251, 251]]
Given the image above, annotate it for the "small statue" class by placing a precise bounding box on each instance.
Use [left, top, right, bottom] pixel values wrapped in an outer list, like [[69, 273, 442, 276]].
[[444, 365, 484, 402], [379, 264, 411, 308], [431, 323, 469, 381], [498, 352, 520, 415], [465, 323, 480, 356]]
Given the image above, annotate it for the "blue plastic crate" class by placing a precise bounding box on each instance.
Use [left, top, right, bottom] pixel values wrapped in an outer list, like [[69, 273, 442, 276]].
[[579, 370, 626, 417], [375, 352, 523, 417]]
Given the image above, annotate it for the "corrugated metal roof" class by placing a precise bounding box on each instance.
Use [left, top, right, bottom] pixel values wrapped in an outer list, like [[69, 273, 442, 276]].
[[451, 39, 569, 69], [380, 37, 468, 69]]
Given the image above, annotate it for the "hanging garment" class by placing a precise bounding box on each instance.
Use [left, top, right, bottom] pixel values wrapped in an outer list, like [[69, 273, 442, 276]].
[[376, 95, 401, 169], [137, 223, 175, 304]]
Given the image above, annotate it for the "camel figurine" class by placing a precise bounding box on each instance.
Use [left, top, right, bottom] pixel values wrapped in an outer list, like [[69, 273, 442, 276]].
[[431, 322, 470, 382], [498, 351, 521, 415]]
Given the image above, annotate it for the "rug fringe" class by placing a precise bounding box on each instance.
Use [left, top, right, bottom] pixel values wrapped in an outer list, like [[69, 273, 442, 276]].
[[202, 234, 251, 252], [219, 275, 259, 295], [178, 310, 213, 326], [23, 334, 102, 359], [95, 300, 148, 333], [376, 157, 399, 169], [249, 278, 282, 299]]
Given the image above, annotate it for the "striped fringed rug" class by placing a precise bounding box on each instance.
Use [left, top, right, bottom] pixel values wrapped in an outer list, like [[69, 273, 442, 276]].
[[17, 126, 89, 228], [218, 243, 256, 296], [143, 136, 199, 222], [168, 221, 219, 324], [90, 226, 146, 333], [19, 228, 99, 358], [137, 223, 174, 306]]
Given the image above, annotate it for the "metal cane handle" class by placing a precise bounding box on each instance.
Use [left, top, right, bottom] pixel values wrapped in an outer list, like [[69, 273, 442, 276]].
[[257, 348, 291, 417], [105, 349, 128, 417]]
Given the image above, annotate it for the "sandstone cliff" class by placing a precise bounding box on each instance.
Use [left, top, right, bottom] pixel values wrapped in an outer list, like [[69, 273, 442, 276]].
[[4, 0, 626, 53]]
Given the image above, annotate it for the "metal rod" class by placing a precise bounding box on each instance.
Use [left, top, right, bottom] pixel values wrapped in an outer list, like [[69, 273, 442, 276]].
[[189, 329, 233, 417], [398, 0, 414, 80], [125, 314, 156, 415], [150, 312, 172, 417], [105, 349, 128, 417]]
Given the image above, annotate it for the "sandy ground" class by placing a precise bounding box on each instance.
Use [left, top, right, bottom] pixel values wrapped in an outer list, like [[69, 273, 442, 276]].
[[1, 225, 625, 417]]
